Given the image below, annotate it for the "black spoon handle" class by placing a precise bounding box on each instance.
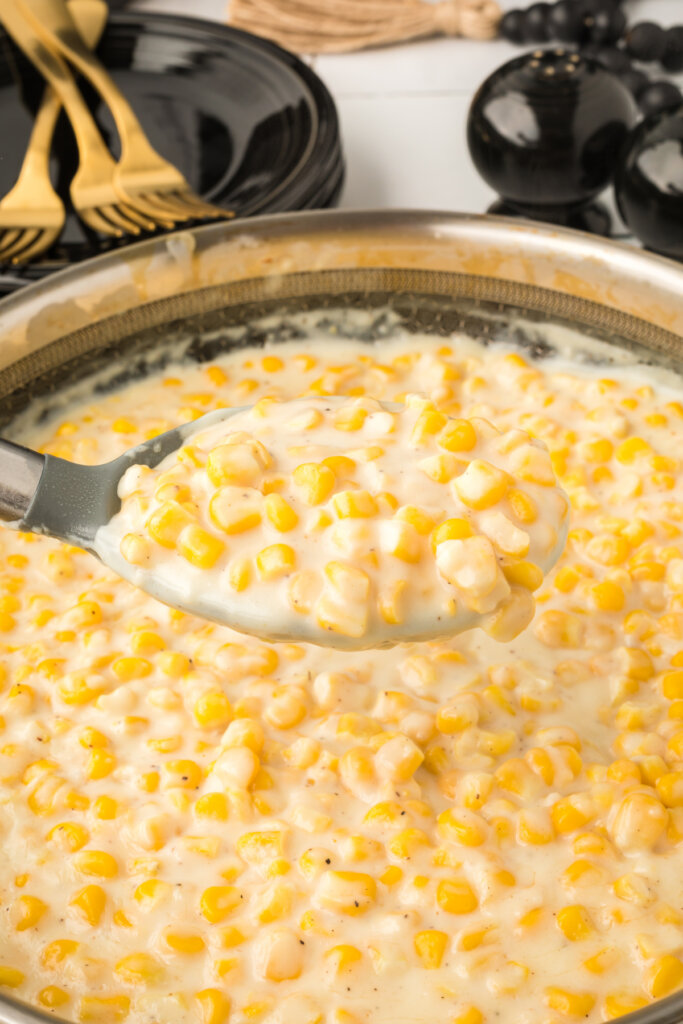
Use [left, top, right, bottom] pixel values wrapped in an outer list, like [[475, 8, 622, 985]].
[[0, 439, 45, 522]]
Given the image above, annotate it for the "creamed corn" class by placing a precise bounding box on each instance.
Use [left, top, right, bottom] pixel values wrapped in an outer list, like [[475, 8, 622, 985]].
[[100, 395, 568, 646], [0, 325, 681, 1024]]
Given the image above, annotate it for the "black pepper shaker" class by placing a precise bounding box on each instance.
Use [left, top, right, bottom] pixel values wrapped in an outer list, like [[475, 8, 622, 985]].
[[614, 105, 683, 260], [467, 48, 638, 234]]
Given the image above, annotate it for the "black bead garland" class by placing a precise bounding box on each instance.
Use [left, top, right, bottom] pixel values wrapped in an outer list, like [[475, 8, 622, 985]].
[[639, 81, 683, 117], [662, 26, 683, 73], [499, 9, 527, 43], [624, 22, 666, 62], [522, 3, 553, 43], [547, 0, 583, 42], [499, 2, 683, 118]]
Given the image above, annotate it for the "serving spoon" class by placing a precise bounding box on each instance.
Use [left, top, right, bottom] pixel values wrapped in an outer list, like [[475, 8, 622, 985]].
[[0, 400, 567, 648], [0, 406, 243, 549]]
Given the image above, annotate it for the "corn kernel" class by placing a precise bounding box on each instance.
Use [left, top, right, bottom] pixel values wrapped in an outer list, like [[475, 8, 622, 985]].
[[436, 877, 478, 914], [256, 544, 296, 580], [293, 463, 336, 505]]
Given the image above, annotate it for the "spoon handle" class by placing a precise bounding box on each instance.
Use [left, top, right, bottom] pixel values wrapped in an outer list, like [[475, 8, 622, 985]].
[[0, 440, 45, 522]]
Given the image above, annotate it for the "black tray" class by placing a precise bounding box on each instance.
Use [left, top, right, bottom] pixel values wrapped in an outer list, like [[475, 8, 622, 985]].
[[0, 12, 344, 291]]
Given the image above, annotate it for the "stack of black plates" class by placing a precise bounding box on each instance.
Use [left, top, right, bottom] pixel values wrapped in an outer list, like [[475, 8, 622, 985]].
[[0, 12, 344, 291]]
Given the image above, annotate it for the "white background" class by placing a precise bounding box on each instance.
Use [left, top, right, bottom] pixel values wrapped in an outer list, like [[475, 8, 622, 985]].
[[129, 0, 681, 230]]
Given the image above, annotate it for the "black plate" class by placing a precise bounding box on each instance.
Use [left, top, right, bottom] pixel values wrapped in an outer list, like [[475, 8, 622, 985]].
[[0, 12, 344, 290]]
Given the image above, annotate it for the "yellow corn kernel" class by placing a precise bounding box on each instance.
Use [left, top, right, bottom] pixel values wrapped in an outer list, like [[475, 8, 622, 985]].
[[163, 759, 202, 789], [332, 490, 378, 519], [325, 945, 362, 972], [439, 418, 477, 452], [120, 534, 151, 566], [419, 452, 463, 483], [12, 894, 47, 931], [158, 651, 191, 677], [556, 905, 593, 941], [194, 691, 232, 730], [503, 561, 544, 591], [662, 670, 683, 699], [38, 986, 69, 1009], [333, 404, 367, 432], [73, 850, 118, 879], [436, 877, 478, 914], [70, 885, 106, 925], [382, 520, 421, 563], [147, 502, 194, 548], [454, 459, 509, 509], [293, 463, 336, 505], [656, 772, 683, 807], [130, 630, 165, 656], [163, 930, 206, 955], [437, 808, 486, 846], [610, 791, 668, 851], [551, 799, 592, 834], [41, 939, 79, 970], [139, 771, 159, 793], [396, 506, 436, 535], [414, 930, 448, 969], [77, 996, 130, 1023], [380, 866, 403, 886], [543, 988, 595, 1017], [581, 438, 613, 463], [507, 487, 538, 524], [87, 749, 116, 780], [237, 830, 284, 864], [378, 579, 406, 625], [47, 821, 89, 853], [591, 580, 625, 612], [209, 493, 261, 536], [205, 365, 228, 386], [197, 989, 231, 1024], [646, 955, 683, 998], [256, 544, 296, 580], [388, 828, 430, 859], [452, 1008, 483, 1024], [431, 518, 473, 553], [0, 967, 24, 988], [554, 567, 580, 593], [200, 886, 241, 924], [178, 524, 225, 569], [604, 993, 649, 1019], [206, 443, 267, 487], [317, 870, 377, 915], [112, 656, 152, 681], [258, 354, 283, 374], [115, 953, 164, 984], [264, 493, 299, 532], [195, 793, 229, 821], [616, 437, 651, 463], [133, 879, 171, 909]]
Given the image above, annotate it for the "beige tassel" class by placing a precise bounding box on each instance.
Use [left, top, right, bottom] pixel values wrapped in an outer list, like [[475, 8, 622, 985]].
[[227, 0, 501, 54]]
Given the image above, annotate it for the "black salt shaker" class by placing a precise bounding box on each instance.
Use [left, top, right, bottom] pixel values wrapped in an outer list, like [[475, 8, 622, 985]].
[[467, 48, 638, 234], [615, 105, 683, 260]]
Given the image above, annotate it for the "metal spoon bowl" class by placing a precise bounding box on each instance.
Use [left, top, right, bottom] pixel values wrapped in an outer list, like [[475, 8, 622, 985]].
[[0, 400, 566, 649]]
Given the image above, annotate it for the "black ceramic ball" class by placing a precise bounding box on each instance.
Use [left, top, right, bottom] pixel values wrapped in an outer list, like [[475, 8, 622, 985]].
[[467, 49, 638, 228], [615, 105, 683, 260]]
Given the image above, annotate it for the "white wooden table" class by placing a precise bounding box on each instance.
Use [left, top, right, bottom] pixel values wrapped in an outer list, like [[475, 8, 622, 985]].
[[131, 0, 681, 231]]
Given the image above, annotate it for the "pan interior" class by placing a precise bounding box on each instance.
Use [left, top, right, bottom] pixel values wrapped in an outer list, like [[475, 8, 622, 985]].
[[1, 266, 681, 433]]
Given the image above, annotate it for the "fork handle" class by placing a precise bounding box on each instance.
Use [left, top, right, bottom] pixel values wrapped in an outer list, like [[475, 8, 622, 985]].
[[0, 440, 45, 523], [18, 0, 158, 164], [0, 2, 112, 163], [17, 1, 109, 180], [18, 88, 62, 182]]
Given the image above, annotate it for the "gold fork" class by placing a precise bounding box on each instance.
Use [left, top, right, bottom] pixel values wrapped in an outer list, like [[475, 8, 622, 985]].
[[21, 0, 233, 224], [0, 2, 164, 239], [0, 0, 108, 263]]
